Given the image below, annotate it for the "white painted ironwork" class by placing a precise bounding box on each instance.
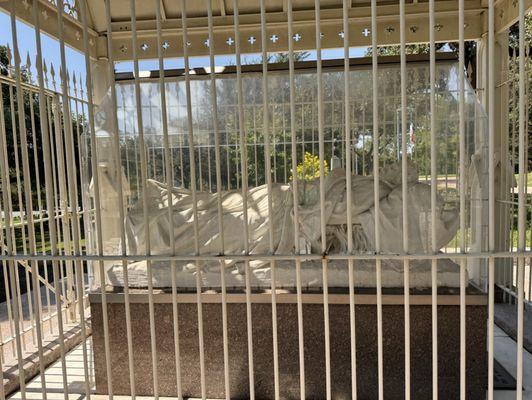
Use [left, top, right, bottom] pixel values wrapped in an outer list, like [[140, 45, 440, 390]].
[[0, 0, 529, 399]]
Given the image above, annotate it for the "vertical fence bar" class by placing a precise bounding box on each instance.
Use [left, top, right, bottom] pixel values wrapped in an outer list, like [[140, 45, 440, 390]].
[[458, 0, 467, 398], [398, 1, 411, 397], [0, 195, 5, 363], [258, 1, 280, 398], [487, 0, 495, 398], [0, 158, 16, 357], [7, 55, 30, 350], [23, 75, 38, 346], [0, 78, 17, 358], [287, 0, 306, 397], [516, 0, 526, 396], [33, 19, 59, 354], [205, 2, 230, 397], [72, 79, 91, 262], [428, 0, 438, 396], [181, 2, 206, 397], [129, 0, 151, 396], [371, 0, 384, 398], [52, 86, 73, 326], [232, 2, 255, 397], [155, 0, 184, 396], [0, 56, 26, 400], [28, 76, 53, 335], [314, 1, 331, 398], [47, 92, 65, 326], [342, 1, 357, 398], [154, 0, 178, 395], [0, 187, 15, 361], [0, 257, 4, 400]]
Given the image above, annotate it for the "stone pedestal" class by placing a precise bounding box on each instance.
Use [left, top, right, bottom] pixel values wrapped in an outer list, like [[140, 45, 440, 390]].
[[91, 290, 487, 399]]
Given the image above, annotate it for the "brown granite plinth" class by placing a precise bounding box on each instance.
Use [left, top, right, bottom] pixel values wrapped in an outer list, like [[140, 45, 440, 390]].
[[91, 297, 487, 399]]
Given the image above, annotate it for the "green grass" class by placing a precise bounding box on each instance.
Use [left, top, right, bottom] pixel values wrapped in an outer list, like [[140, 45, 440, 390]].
[[419, 173, 532, 187], [446, 227, 532, 250], [514, 172, 532, 187], [446, 228, 471, 250], [1, 217, 86, 254]]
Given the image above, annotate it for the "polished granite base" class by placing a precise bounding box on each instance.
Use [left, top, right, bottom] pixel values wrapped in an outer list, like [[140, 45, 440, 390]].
[[91, 291, 487, 399]]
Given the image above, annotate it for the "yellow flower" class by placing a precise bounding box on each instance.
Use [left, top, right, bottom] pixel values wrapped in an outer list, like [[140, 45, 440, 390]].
[[293, 152, 328, 181]]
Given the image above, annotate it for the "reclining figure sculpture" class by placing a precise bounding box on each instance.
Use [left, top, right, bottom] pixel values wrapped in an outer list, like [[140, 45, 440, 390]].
[[104, 161, 463, 289], [125, 161, 458, 260]]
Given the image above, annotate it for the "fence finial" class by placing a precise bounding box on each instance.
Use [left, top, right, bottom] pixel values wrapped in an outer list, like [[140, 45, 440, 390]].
[[78, 73, 84, 95], [50, 62, 57, 90], [73, 72, 78, 96], [59, 65, 65, 92], [25, 51, 33, 83], [6, 44, 12, 77], [14, 48, 21, 71], [43, 59, 49, 87], [6, 44, 11, 62], [66, 68, 71, 92]]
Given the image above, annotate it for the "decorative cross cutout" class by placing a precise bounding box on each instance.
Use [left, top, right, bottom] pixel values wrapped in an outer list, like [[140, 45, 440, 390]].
[[162, 41, 170, 50], [140, 43, 149, 51], [270, 34, 279, 43], [248, 36, 256, 44], [226, 37, 235, 46], [204, 38, 210, 47], [362, 28, 370, 37], [339, 31, 345, 38], [386, 26, 395, 34], [293, 33, 302, 42]]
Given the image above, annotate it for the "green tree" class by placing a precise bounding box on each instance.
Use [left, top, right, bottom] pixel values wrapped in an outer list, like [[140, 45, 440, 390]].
[[0, 45, 85, 217]]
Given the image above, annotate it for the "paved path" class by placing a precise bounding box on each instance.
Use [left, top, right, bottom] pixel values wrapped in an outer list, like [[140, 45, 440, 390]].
[[6, 324, 532, 399]]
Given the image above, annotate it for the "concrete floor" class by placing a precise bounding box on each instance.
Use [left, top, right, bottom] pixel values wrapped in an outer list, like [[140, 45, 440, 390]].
[[6, 324, 532, 400], [492, 323, 532, 400]]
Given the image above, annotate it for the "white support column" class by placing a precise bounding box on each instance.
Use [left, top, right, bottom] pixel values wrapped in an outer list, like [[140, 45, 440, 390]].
[[88, 56, 130, 259], [470, 35, 489, 289], [91, 58, 111, 106], [472, 30, 511, 291], [493, 31, 514, 289]]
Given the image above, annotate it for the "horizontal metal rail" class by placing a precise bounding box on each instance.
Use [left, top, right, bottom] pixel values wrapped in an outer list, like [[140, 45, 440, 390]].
[[0, 251, 531, 262]]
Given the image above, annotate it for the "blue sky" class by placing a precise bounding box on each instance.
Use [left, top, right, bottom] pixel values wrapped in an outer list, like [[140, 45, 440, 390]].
[[0, 10, 367, 81], [0, 11, 87, 82], [114, 47, 367, 72]]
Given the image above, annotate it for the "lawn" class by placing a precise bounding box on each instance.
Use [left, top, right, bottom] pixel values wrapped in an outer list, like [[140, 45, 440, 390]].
[[1, 217, 86, 253]]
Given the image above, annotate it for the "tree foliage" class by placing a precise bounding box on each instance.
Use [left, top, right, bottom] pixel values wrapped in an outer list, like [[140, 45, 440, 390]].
[[0, 45, 85, 211]]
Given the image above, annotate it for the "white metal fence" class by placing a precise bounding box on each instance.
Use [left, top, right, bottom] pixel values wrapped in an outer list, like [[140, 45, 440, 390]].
[[0, 0, 530, 399], [0, 35, 91, 366]]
